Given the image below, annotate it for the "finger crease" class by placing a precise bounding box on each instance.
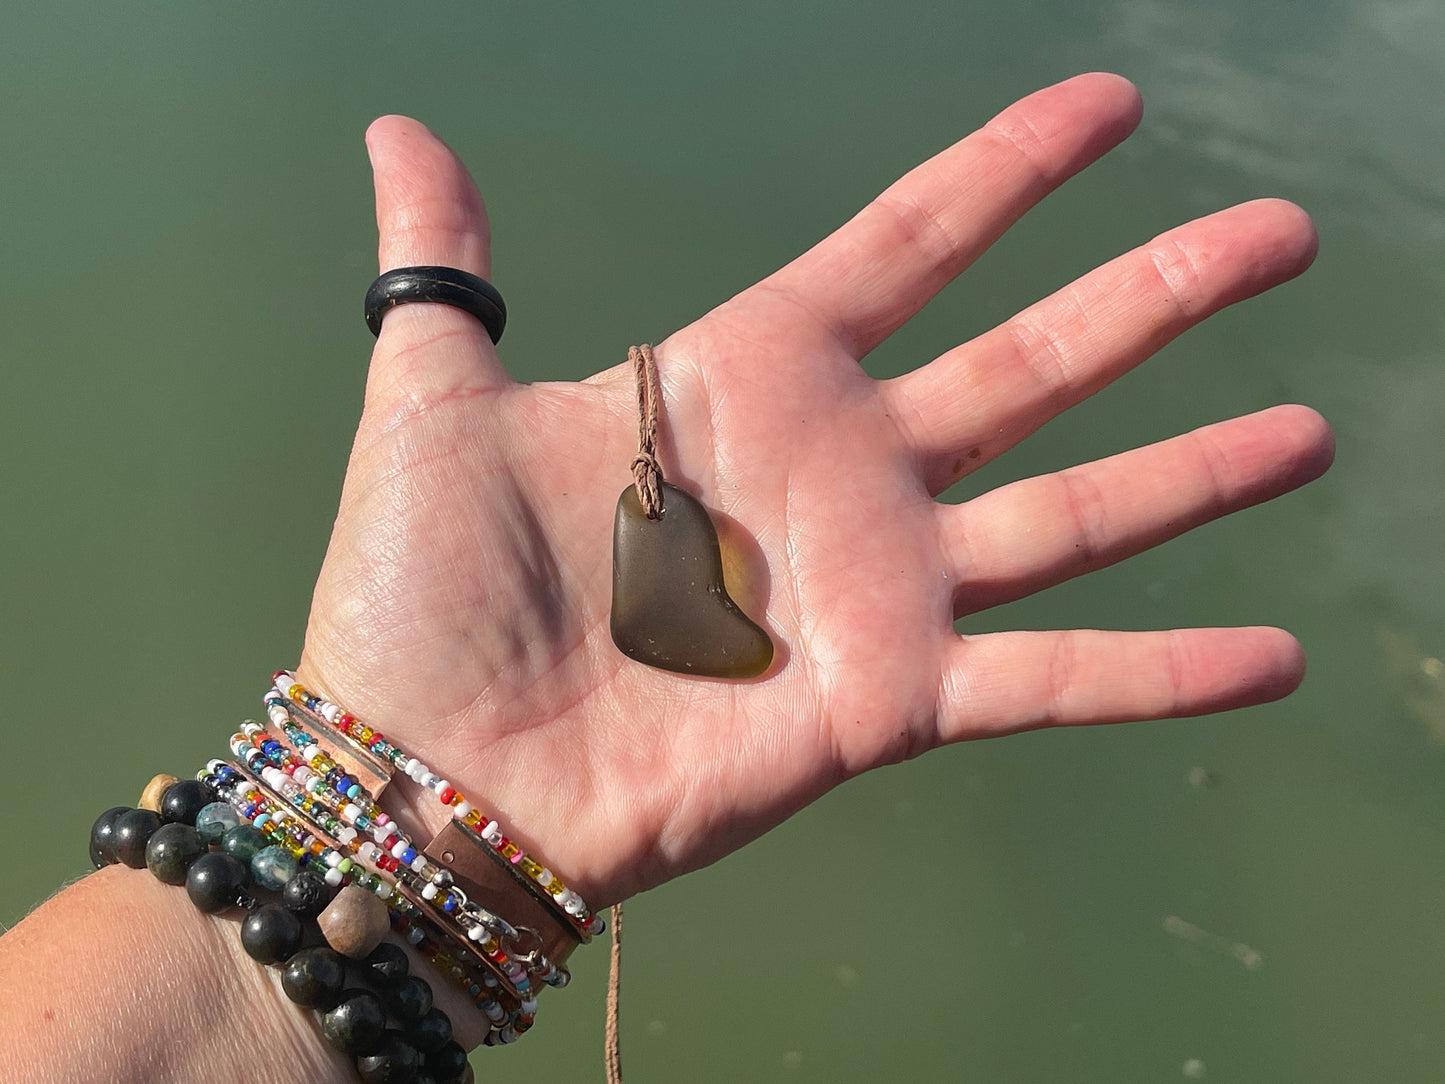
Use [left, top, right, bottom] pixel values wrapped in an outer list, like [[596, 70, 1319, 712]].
[[1164, 630, 1189, 715], [1144, 238, 1206, 320], [1057, 467, 1110, 567], [872, 190, 968, 284], [1191, 429, 1237, 518], [1004, 316, 1076, 406], [1045, 631, 1077, 727], [977, 120, 1053, 194]]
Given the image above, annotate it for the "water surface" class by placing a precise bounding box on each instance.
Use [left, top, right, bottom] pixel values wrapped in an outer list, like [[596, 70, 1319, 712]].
[[1, 2, 1440, 1080]]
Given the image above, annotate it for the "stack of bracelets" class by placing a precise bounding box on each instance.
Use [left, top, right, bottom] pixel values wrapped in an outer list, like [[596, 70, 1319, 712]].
[[87, 670, 601, 1084]]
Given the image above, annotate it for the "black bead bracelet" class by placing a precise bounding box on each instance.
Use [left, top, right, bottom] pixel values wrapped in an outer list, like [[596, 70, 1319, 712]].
[[91, 778, 469, 1084]]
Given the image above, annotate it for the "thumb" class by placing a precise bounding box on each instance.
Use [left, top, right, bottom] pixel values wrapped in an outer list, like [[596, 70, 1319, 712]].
[[364, 115, 510, 400]]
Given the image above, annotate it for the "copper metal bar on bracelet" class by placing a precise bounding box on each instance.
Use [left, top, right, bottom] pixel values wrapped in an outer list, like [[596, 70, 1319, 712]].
[[241, 713, 567, 984], [222, 755, 528, 1005]]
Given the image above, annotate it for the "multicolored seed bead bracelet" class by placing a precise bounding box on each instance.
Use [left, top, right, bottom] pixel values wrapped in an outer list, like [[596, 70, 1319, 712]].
[[209, 757, 537, 1044], [271, 672, 603, 939], [90, 776, 476, 1082], [234, 712, 571, 1000], [227, 721, 566, 993], [236, 711, 568, 965], [210, 754, 544, 1033], [268, 676, 600, 942]]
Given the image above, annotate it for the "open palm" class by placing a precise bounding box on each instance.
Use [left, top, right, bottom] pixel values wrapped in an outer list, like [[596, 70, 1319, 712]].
[[296, 74, 1332, 909]]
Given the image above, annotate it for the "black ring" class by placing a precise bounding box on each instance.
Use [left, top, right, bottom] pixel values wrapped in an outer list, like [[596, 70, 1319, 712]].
[[364, 266, 507, 344]]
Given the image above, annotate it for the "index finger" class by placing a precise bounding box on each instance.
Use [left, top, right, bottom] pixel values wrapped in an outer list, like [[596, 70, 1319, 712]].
[[762, 73, 1142, 359]]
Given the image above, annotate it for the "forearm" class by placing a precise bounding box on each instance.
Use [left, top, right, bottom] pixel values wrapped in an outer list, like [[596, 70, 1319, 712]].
[[0, 866, 346, 1083], [0, 865, 471, 1084]]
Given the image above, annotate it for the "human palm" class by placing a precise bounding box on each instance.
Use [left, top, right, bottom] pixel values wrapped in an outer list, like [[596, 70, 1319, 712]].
[[296, 74, 1332, 908]]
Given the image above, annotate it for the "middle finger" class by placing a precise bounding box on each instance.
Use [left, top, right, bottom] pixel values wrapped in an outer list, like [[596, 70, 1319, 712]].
[[940, 404, 1334, 615], [887, 198, 1318, 495]]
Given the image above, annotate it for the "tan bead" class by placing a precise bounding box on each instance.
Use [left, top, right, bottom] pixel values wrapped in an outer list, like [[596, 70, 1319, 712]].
[[317, 885, 392, 958], [139, 773, 179, 813]]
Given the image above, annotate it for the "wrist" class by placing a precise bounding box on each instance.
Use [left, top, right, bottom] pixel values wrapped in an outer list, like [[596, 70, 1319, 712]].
[[275, 661, 596, 1010], [291, 654, 616, 908]]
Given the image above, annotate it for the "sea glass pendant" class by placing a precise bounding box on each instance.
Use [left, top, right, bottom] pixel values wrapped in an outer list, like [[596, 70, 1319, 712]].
[[610, 482, 773, 678]]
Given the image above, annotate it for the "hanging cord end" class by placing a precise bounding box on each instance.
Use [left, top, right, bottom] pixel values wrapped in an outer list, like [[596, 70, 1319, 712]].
[[605, 901, 623, 1083]]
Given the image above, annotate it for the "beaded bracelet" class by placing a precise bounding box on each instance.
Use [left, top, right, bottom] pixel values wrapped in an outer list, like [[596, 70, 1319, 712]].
[[271, 673, 603, 938], [210, 755, 541, 1031], [204, 760, 534, 1042], [85, 665, 597, 1066], [233, 713, 569, 990], [226, 729, 547, 974], [209, 764, 513, 976], [259, 684, 589, 1026], [90, 777, 475, 1083], [269, 676, 601, 941], [231, 715, 569, 1000]]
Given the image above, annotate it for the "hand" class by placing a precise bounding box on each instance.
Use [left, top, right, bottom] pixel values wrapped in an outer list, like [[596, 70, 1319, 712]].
[[297, 72, 1332, 908]]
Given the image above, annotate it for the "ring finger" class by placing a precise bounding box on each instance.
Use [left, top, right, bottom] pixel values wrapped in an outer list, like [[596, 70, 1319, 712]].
[[942, 404, 1334, 615]]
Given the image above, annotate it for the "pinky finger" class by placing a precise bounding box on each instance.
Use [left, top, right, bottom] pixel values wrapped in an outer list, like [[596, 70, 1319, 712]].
[[937, 626, 1305, 742]]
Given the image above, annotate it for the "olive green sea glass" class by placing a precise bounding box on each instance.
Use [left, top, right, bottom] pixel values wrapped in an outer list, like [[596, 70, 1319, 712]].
[[610, 482, 774, 678]]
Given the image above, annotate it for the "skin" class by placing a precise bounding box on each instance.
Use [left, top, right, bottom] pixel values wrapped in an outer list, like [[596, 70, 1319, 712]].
[[0, 74, 1332, 1083]]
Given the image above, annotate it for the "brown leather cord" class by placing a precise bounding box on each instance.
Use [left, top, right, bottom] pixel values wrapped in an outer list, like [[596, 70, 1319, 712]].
[[605, 344, 655, 1081], [605, 902, 623, 1083], [630, 344, 664, 520], [604, 343, 662, 1080]]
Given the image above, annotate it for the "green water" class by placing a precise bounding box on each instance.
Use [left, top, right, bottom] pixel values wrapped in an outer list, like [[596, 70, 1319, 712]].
[[2, 2, 1441, 1080]]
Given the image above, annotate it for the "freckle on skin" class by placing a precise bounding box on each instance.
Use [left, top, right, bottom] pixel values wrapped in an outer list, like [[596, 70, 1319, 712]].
[[968, 447, 981, 459], [43, 1008, 54, 1022]]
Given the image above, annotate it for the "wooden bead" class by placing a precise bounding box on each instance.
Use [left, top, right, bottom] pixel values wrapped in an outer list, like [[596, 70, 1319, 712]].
[[317, 885, 392, 959], [139, 773, 179, 813]]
